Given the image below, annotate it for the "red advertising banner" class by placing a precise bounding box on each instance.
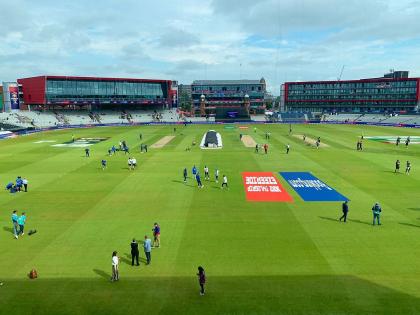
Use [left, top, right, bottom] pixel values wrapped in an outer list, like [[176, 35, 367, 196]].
[[242, 172, 293, 202]]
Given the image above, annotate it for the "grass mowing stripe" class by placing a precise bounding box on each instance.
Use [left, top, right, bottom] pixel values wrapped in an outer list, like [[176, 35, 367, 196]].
[[2, 124, 420, 314]]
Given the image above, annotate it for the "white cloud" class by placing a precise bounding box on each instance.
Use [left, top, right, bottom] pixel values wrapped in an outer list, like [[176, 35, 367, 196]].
[[0, 0, 419, 94]]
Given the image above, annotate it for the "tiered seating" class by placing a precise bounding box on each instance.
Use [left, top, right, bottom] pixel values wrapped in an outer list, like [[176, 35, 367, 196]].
[[97, 111, 126, 124], [24, 111, 59, 127], [59, 111, 97, 125], [379, 116, 413, 124], [280, 112, 306, 122], [0, 122, 21, 130], [323, 114, 361, 122], [322, 113, 420, 125], [354, 115, 386, 123], [0, 112, 31, 128], [188, 117, 214, 122], [250, 115, 269, 122], [407, 116, 420, 125]]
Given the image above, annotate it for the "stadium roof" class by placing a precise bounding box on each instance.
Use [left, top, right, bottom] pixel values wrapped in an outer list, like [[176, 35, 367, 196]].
[[18, 75, 170, 84], [192, 79, 264, 85]]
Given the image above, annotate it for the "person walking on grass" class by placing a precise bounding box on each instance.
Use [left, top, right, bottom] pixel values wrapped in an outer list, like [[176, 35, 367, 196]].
[[196, 172, 204, 189], [215, 168, 219, 183], [85, 148, 90, 157], [339, 201, 349, 222], [406, 161, 411, 175], [152, 223, 160, 248], [204, 166, 210, 180], [395, 159, 400, 173], [263, 143, 268, 154], [130, 239, 139, 266], [221, 175, 228, 189], [286, 144, 290, 154], [11, 210, 19, 239], [101, 159, 107, 170], [183, 167, 188, 183], [144, 235, 152, 265], [197, 266, 206, 296], [111, 251, 119, 281], [372, 202, 382, 226], [18, 212, 26, 236], [255, 144, 259, 153], [22, 178, 28, 192]]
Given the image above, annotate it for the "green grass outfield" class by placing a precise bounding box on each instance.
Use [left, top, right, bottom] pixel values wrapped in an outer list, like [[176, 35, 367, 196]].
[[1, 123, 420, 315]]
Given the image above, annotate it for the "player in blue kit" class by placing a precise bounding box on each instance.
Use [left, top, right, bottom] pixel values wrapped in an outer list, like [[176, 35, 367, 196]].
[[196, 172, 203, 188], [101, 159, 107, 170]]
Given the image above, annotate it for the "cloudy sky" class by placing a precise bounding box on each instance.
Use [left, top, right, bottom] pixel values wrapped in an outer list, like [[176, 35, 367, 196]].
[[1, 0, 420, 94]]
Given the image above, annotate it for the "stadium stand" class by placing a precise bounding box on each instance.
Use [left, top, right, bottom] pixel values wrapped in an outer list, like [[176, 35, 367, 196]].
[[322, 113, 420, 125], [2, 109, 420, 130], [280, 112, 307, 122], [250, 115, 269, 122], [322, 113, 362, 122]]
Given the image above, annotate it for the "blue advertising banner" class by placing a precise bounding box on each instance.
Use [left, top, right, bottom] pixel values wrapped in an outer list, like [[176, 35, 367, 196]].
[[280, 172, 348, 202]]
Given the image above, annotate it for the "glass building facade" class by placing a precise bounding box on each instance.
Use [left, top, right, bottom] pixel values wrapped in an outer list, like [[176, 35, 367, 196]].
[[284, 78, 420, 112], [18, 76, 172, 109], [46, 79, 165, 103]]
